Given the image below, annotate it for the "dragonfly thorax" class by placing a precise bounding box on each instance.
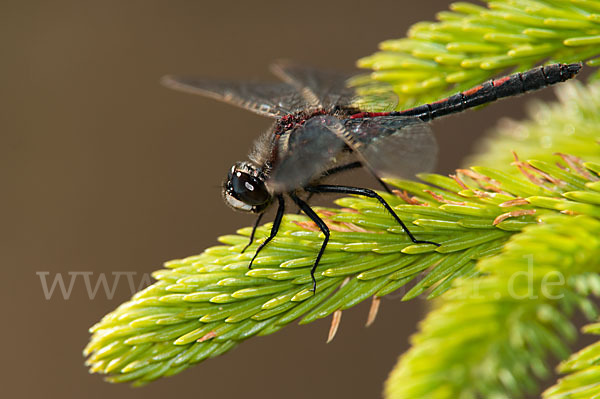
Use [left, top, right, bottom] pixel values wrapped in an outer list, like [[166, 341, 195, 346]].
[[223, 162, 272, 213], [275, 109, 330, 134]]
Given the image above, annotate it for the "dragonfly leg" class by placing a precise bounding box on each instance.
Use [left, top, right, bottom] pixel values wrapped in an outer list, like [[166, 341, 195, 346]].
[[323, 161, 392, 193], [241, 212, 265, 253], [305, 184, 440, 246], [249, 195, 285, 269], [373, 176, 392, 194], [289, 192, 330, 292], [298, 161, 390, 214], [321, 161, 363, 177], [297, 161, 364, 214], [295, 192, 315, 214]]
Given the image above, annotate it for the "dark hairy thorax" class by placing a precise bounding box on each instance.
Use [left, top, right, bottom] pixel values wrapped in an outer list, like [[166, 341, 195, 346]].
[[265, 107, 358, 169]]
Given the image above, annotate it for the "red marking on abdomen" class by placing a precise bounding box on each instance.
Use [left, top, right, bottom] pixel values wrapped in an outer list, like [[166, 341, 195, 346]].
[[492, 76, 511, 87], [350, 111, 391, 119], [430, 98, 447, 105], [462, 85, 483, 96]]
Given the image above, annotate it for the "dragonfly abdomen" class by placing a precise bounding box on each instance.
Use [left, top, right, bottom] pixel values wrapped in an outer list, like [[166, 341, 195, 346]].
[[350, 63, 581, 123], [392, 63, 581, 122]]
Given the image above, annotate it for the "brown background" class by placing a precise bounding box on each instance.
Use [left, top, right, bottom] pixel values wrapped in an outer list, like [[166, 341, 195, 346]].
[[2, 1, 566, 398]]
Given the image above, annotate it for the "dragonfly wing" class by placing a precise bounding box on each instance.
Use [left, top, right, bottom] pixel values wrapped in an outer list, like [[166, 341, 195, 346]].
[[349, 79, 399, 112], [343, 116, 438, 179], [270, 60, 398, 112], [270, 60, 357, 109], [161, 76, 307, 118], [268, 115, 347, 193]]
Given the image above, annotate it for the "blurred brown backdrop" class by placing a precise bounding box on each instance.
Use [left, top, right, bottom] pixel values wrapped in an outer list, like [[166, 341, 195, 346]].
[[2, 1, 564, 398]]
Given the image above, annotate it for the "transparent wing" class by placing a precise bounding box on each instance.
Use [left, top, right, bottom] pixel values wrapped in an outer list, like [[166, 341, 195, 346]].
[[343, 116, 438, 179], [268, 115, 347, 192], [160, 75, 308, 118], [270, 60, 352, 108], [270, 60, 397, 112], [348, 76, 399, 112]]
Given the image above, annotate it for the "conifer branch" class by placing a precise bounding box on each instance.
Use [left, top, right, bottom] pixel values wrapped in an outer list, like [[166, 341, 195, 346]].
[[385, 212, 600, 398], [353, 0, 600, 108], [84, 1, 600, 393], [84, 82, 600, 385], [384, 81, 600, 399], [544, 322, 600, 398]]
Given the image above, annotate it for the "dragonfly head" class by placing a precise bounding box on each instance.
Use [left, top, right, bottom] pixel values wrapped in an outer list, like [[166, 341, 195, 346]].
[[223, 162, 272, 213]]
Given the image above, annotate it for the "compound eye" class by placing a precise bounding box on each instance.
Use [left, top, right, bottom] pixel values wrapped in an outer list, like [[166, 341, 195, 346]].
[[231, 172, 270, 206]]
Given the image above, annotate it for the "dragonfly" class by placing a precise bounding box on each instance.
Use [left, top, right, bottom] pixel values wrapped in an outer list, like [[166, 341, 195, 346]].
[[162, 61, 581, 292]]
